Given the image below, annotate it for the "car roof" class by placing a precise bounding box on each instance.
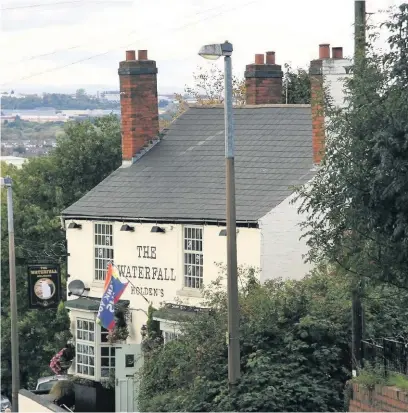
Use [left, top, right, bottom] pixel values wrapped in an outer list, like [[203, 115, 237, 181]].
[[37, 375, 67, 384]]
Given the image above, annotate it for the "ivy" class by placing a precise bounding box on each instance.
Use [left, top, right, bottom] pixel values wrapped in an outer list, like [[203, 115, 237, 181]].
[[137, 266, 408, 412]]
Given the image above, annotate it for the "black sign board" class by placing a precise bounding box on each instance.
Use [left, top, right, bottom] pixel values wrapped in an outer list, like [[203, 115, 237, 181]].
[[28, 264, 61, 309], [125, 354, 135, 368]]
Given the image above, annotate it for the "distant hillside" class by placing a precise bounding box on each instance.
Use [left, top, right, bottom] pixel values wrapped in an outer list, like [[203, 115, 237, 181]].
[[1, 93, 120, 110]]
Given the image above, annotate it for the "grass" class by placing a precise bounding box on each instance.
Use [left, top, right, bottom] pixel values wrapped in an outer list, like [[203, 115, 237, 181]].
[[352, 363, 408, 391]]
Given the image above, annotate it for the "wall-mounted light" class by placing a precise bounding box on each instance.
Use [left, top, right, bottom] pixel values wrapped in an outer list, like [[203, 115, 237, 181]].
[[151, 225, 165, 233], [219, 229, 239, 236], [68, 222, 82, 230], [141, 324, 147, 339], [120, 224, 134, 232]]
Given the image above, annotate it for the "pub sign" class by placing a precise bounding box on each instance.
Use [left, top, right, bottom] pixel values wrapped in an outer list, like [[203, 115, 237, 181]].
[[27, 264, 61, 309]]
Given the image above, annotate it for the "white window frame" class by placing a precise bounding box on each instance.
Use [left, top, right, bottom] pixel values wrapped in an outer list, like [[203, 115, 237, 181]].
[[156, 319, 182, 344], [94, 223, 114, 281], [75, 317, 96, 378], [183, 226, 203, 289], [163, 331, 179, 344], [100, 327, 116, 379]]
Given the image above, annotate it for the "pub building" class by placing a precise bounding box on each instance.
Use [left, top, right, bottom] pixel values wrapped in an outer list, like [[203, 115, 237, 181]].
[[62, 45, 351, 384]]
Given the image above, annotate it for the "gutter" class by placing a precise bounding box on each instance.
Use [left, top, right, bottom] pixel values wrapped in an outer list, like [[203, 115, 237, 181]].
[[60, 215, 259, 229]]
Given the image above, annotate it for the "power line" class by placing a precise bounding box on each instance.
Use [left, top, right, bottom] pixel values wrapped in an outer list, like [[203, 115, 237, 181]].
[[4, 2, 231, 65], [2, 0, 262, 86], [1, 0, 128, 11]]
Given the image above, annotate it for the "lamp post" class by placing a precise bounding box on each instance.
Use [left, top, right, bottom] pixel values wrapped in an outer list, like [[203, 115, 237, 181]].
[[1, 176, 20, 412], [198, 41, 241, 388]]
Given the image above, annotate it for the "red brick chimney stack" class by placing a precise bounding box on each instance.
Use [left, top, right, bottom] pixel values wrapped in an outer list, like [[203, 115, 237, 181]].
[[332, 47, 343, 59], [245, 51, 283, 105], [319, 44, 331, 59], [118, 49, 159, 164], [309, 44, 331, 165]]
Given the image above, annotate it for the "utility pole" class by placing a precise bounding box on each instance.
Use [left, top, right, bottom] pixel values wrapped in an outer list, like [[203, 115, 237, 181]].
[[351, 0, 366, 377], [198, 41, 241, 389], [1, 176, 20, 412], [223, 47, 241, 389]]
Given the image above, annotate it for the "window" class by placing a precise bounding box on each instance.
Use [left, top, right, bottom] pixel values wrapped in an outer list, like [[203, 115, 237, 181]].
[[183, 227, 203, 289], [76, 319, 95, 377], [163, 331, 179, 344], [94, 223, 114, 281], [100, 327, 115, 378]]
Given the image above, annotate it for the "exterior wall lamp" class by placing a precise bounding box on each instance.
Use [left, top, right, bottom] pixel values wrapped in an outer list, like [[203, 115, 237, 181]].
[[140, 324, 147, 339], [68, 222, 82, 229], [151, 225, 165, 233], [219, 229, 239, 236], [120, 224, 134, 232]]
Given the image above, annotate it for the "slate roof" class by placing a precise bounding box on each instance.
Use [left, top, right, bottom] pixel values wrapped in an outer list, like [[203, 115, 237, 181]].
[[62, 105, 314, 223]]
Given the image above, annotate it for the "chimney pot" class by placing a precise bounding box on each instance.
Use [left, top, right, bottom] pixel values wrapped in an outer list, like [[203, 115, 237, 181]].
[[319, 44, 330, 59], [138, 50, 148, 60], [332, 47, 343, 59], [265, 51, 275, 64], [255, 54, 264, 65], [126, 50, 136, 61]]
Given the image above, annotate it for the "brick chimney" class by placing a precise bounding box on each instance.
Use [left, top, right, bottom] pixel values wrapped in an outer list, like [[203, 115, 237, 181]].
[[118, 50, 159, 166], [244, 51, 283, 104], [309, 44, 330, 165]]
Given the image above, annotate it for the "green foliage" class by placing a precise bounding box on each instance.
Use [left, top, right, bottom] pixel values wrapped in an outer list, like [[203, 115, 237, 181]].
[[294, 5, 408, 290], [1, 120, 65, 143], [138, 265, 408, 412], [1, 92, 120, 110], [146, 304, 161, 340], [0, 115, 121, 396], [352, 363, 387, 390], [283, 63, 311, 104], [351, 363, 408, 391]]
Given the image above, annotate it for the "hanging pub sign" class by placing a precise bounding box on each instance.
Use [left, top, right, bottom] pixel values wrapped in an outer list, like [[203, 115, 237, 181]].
[[27, 264, 61, 309]]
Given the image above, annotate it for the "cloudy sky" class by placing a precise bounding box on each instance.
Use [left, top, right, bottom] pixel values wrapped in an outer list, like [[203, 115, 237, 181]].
[[0, 0, 400, 95]]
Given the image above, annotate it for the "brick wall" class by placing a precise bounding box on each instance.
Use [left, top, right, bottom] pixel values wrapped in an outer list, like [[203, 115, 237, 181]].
[[118, 49, 159, 163], [349, 383, 408, 412], [244, 51, 283, 104]]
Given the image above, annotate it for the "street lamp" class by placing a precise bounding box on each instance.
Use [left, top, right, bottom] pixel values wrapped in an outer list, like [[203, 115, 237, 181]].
[[1, 176, 20, 412], [198, 41, 240, 388]]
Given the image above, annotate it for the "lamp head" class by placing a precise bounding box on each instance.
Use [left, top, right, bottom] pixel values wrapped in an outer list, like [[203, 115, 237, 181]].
[[198, 41, 233, 60]]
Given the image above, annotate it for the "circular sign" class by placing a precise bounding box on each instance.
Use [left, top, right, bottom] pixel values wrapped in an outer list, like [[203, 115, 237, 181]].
[[34, 278, 56, 300]]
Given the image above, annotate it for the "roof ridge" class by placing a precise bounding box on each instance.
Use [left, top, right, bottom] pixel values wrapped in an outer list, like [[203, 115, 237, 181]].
[[188, 104, 311, 109]]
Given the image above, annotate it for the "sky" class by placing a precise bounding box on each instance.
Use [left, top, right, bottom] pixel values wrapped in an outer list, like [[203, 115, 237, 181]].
[[0, 0, 401, 95]]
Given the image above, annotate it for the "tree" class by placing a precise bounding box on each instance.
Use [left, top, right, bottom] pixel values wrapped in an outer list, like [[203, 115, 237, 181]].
[[137, 265, 408, 412], [160, 64, 311, 130], [0, 114, 122, 396], [185, 64, 246, 106], [282, 63, 311, 104], [294, 4, 408, 290], [75, 88, 86, 99]]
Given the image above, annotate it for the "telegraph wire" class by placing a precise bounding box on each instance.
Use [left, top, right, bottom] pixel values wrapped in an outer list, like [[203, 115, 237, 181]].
[[2, 0, 263, 86], [4, 2, 232, 65], [1, 0, 129, 11]]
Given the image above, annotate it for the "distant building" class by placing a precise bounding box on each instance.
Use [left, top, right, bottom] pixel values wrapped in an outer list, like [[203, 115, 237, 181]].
[[100, 91, 121, 102]]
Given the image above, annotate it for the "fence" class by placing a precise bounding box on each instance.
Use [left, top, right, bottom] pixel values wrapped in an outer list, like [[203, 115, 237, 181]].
[[361, 337, 408, 376]]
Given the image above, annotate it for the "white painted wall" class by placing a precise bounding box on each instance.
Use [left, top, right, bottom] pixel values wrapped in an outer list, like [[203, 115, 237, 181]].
[[259, 193, 312, 282], [66, 220, 261, 345], [19, 390, 65, 413], [322, 58, 353, 108]]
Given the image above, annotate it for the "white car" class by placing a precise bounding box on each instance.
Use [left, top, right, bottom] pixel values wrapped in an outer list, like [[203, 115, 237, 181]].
[[35, 375, 69, 391], [0, 395, 11, 412]]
